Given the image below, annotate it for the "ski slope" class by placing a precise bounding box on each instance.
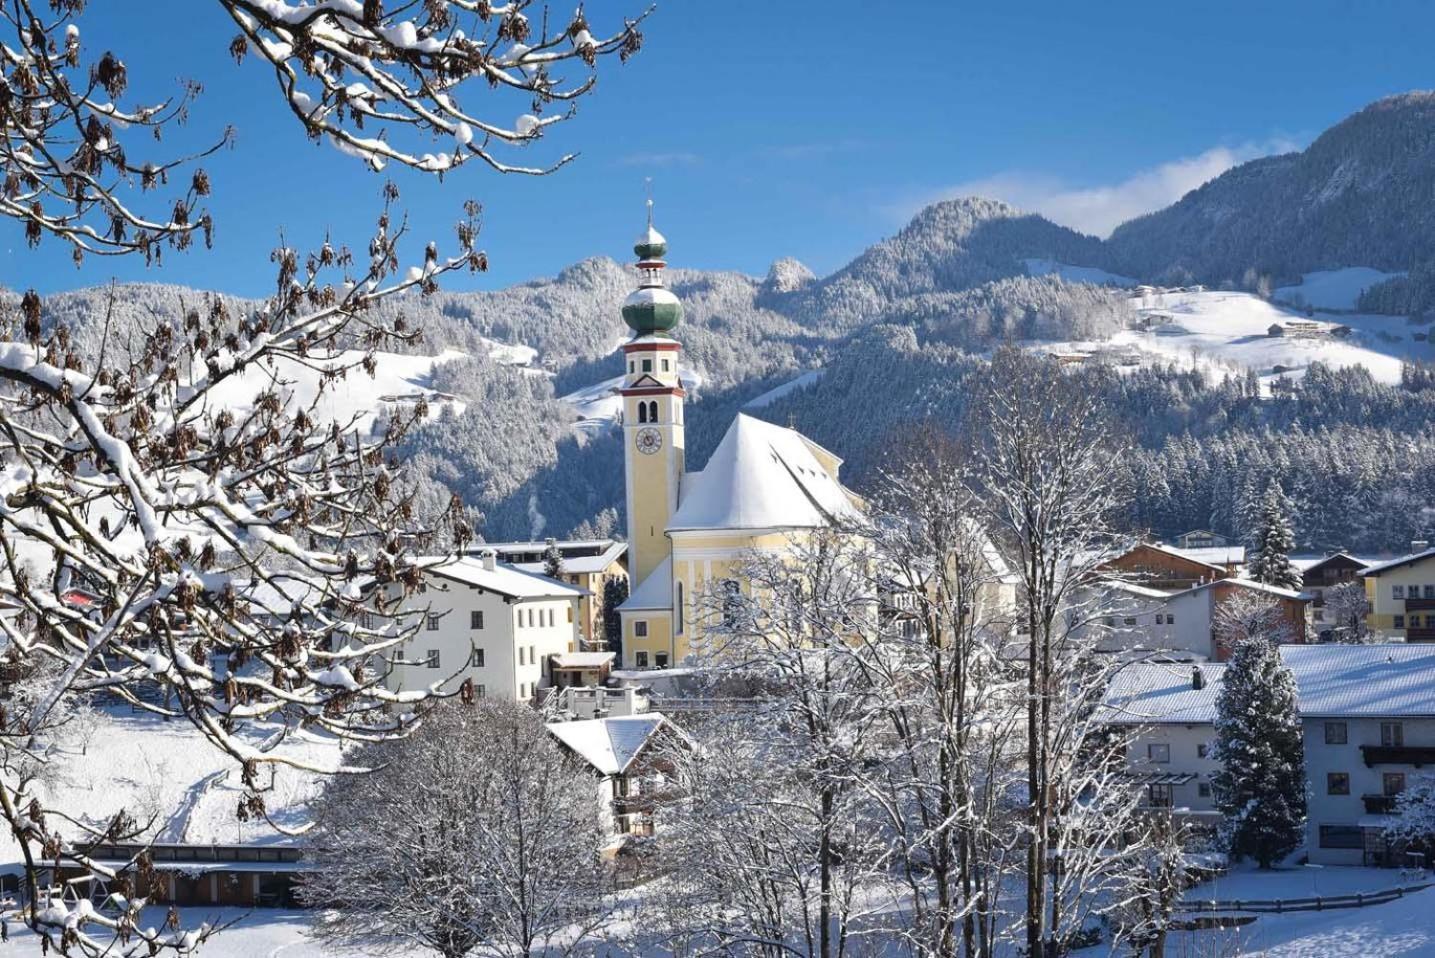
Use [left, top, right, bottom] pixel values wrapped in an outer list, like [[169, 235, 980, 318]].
[[744, 369, 824, 409], [1024, 258, 1136, 287]]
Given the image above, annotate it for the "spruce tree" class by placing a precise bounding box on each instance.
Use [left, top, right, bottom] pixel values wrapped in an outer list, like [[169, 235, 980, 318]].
[[543, 539, 564, 579], [1247, 479, 1302, 591], [1211, 632, 1307, 868], [602, 577, 629, 655]]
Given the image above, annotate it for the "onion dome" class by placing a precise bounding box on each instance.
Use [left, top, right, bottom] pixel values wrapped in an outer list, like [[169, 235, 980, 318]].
[[621, 203, 683, 336]]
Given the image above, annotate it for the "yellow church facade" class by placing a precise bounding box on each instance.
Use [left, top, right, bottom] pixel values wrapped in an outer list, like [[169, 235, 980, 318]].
[[614, 214, 863, 669]]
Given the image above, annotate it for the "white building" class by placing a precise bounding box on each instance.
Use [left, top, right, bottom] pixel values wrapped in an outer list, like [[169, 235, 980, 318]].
[[1100, 644, 1435, 865], [1096, 662, 1224, 821], [381, 552, 586, 702], [547, 713, 691, 838]]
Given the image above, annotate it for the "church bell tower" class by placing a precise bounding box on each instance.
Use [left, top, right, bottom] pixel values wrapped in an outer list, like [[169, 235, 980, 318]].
[[621, 203, 685, 588]]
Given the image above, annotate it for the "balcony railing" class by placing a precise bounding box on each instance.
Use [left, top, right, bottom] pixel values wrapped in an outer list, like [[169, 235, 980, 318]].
[[1408, 628, 1435, 643], [1363, 794, 1400, 814], [1362, 745, 1435, 767], [1405, 597, 1435, 612]]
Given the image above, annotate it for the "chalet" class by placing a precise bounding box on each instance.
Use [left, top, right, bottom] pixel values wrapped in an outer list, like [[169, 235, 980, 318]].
[[548, 713, 693, 840], [1299, 552, 1371, 639], [1090, 576, 1309, 661], [1363, 543, 1435, 642], [1171, 529, 1230, 550], [1099, 542, 1229, 592]]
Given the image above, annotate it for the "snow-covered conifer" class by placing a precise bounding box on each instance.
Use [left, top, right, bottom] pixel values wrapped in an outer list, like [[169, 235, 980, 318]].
[[1211, 599, 1307, 868], [1246, 480, 1303, 591]]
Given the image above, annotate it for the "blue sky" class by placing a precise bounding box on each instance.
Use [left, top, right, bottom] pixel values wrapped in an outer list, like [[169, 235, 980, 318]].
[[9, 0, 1435, 297]]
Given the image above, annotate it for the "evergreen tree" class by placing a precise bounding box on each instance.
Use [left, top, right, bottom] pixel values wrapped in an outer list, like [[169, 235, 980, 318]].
[[543, 538, 564, 579], [1246, 480, 1303, 590], [1211, 618, 1307, 868], [602, 577, 629, 655]]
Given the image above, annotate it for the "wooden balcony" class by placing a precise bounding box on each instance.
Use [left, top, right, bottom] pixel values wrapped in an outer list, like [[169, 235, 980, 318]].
[[1362, 794, 1399, 814], [1362, 745, 1435, 767], [1405, 597, 1435, 611], [1407, 628, 1435, 643]]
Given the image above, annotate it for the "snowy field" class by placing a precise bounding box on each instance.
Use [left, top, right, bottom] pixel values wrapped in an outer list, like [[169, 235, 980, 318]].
[[1039, 287, 1431, 387], [1274, 267, 1406, 311], [743, 369, 824, 409], [1024, 258, 1136, 287]]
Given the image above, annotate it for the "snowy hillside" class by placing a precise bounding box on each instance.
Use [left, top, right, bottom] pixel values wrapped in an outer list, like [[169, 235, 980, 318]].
[[1023, 258, 1136, 287], [744, 369, 825, 409], [1042, 289, 1431, 386], [1274, 267, 1406, 310]]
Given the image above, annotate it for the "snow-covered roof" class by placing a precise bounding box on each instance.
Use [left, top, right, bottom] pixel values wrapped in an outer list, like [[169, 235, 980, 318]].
[[619, 556, 672, 612], [1168, 545, 1246, 567], [512, 541, 627, 577], [1292, 552, 1374, 573], [1096, 663, 1227, 725], [668, 414, 860, 533], [547, 714, 674, 776], [1280, 644, 1435, 718], [1361, 548, 1435, 577], [1100, 578, 1177, 600], [551, 652, 616, 669], [1182, 577, 1308, 601], [420, 557, 587, 600]]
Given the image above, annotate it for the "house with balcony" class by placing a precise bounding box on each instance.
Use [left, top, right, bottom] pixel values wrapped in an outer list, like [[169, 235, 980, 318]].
[[487, 538, 628, 648], [1090, 576, 1309, 662], [1363, 544, 1435, 642], [1283, 644, 1435, 865], [1099, 542, 1230, 592], [547, 713, 693, 841], [1299, 552, 1371, 640]]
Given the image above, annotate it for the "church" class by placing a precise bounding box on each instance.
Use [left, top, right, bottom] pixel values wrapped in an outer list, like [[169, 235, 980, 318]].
[[614, 211, 863, 670]]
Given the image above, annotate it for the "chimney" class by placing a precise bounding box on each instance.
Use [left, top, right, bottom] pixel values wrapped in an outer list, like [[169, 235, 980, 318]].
[[1414, 540, 1431, 555], [1191, 665, 1206, 691], [480, 549, 497, 572]]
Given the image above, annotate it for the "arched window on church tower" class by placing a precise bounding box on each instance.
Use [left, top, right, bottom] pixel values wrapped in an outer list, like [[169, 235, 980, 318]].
[[648, 400, 659, 423], [638, 403, 648, 424]]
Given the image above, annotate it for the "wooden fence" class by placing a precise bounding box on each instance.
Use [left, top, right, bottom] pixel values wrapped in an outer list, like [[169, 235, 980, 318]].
[[1179, 881, 1435, 915]]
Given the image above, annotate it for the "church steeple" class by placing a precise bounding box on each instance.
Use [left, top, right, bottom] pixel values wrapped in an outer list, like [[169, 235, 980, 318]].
[[620, 200, 686, 589]]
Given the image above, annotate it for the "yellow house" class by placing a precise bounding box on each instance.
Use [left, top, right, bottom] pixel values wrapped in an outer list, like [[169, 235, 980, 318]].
[[1363, 545, 1435, 642], [614, 211, 862, 669]]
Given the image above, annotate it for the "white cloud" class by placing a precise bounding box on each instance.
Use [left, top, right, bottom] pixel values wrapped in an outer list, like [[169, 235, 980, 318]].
[[899, 139, 1300, 238]]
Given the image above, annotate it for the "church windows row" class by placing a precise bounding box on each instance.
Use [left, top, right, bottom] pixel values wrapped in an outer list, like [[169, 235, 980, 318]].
[[637, 401, 660, 423], [627, 356, 673, 374]]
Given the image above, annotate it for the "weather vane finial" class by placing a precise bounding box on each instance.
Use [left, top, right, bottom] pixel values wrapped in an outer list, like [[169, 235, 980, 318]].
[[645, 176, 654, 226]]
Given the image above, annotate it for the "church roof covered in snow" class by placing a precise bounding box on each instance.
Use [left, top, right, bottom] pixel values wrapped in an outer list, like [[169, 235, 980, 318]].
[[618, 555, 671, 612], [547, 714, 677, 776], [667, 414, 860, 533]]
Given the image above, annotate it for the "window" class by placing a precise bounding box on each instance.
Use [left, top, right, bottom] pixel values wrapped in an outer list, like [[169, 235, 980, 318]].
[[662, 358, 670, 372], [721, 578, 742, 627], [1395, 615, 1406, 629], [628, 361, 634, 373], [547, 609, 555, 627], [1382, 722, 1405, 747], [642, 358, 652, 373], [1413, 615, 1424, 629], [1327, 773, 1350, 795], [1319, 825, 1364, 849], [470, 610, 484, 630], [1148, 784, 1173, 807], [648, 400, 658, 422], [1325, 721, 1348, 745], [1197, 743, 1209, 759], [638, 403, 648, 424], [1198, 783, 1211, 798], [1147, 743, 1170, 764], [1103, 616, 1115, 627], [1167, 613, 1175, 624], [567, 605, 573, 623], [675, 581, 685, 634], [426, 613, 440, 631], [1384, 772, 1407, 796], [426, 649, 440, 669], [529, 645, 535, 667], [474, 684, 486, 699], [656, 652, 670, 668], [1123, 617, 1137, 626], [1394, 585, 1406, 600], [470, 648, 485, 668], [636, 651, 649, 668], [1426, 585, 1435, 599], [635, 620, 649, 638]]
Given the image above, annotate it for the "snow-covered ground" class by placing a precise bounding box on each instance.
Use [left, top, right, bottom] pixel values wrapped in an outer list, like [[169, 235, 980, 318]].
[[1038, 288, 1432, 387], [203, 348, 468, 436], [5, 706, 341, 865], [743, 369, 824, 409], [1024, 258, 1136, 287], [1274, 267, 1406, 311]]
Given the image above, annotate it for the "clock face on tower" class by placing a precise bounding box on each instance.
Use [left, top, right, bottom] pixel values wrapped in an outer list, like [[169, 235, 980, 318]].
[[635, 427, 663, 455]]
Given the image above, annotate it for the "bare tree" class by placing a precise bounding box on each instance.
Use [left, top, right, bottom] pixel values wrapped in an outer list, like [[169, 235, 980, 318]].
[[662, 530, 888, 958], [302, 699, 616, 958], [962, 347, 1135, 958], [1, 0, 648, 261]]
